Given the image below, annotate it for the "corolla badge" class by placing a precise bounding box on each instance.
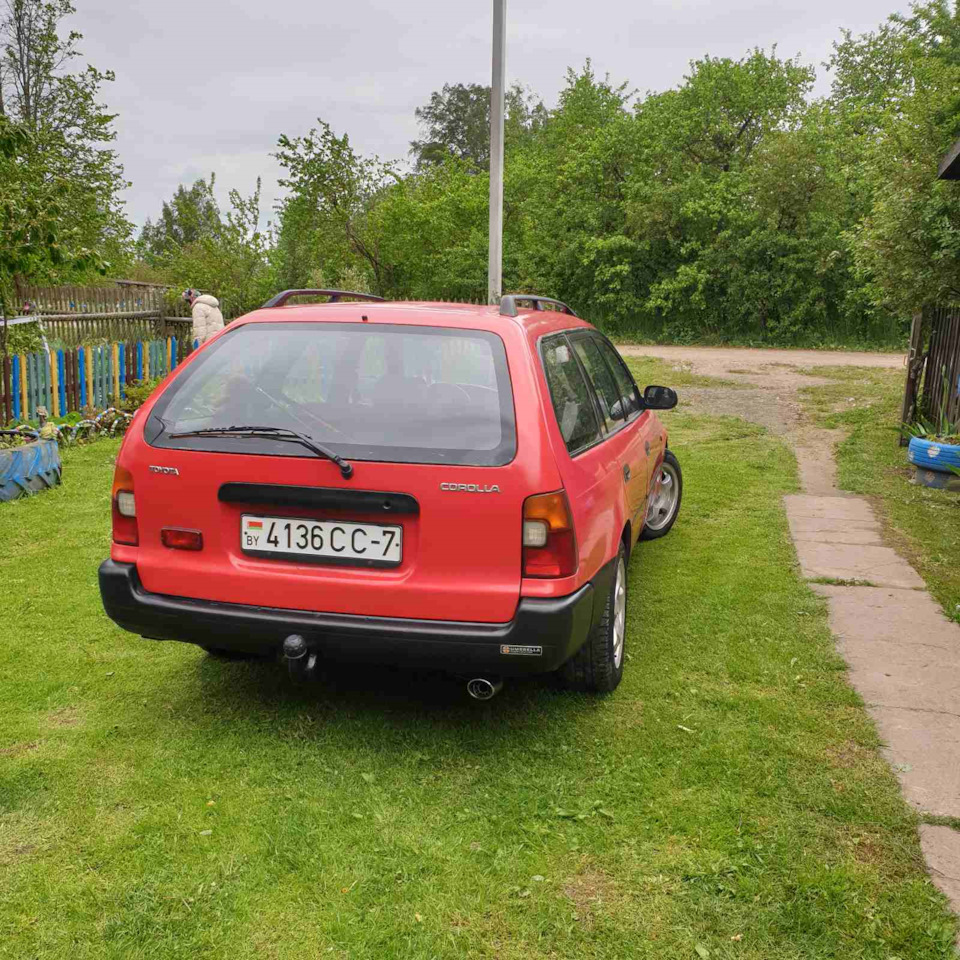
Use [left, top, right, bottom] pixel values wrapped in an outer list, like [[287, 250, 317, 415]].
[[149, 465, 180, 476], [440, 482, 500, 493]]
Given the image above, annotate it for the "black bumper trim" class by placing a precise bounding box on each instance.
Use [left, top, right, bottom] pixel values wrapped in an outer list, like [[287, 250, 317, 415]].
[[98, 560, 600, 676]]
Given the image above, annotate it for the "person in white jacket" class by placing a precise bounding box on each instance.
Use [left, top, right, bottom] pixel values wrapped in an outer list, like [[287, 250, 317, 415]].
[[183, 289, 225, 344]]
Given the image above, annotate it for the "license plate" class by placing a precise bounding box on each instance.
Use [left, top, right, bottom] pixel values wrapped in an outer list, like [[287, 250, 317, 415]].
[[241, 515, 402, 567]]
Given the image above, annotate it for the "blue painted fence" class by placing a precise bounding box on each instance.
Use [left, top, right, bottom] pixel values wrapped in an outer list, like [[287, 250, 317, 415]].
[[2, 337, 185, 423]]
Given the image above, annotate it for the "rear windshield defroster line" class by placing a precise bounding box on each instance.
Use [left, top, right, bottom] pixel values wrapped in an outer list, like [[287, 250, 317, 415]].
[[147, 322, 518, 467]]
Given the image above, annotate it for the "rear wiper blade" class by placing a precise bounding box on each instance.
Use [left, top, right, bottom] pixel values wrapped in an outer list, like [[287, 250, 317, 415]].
[[169, 425, 353, 479]]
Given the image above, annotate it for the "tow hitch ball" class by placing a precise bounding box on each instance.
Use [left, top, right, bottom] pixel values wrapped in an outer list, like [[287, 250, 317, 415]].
[[283, 634, 319, 682]]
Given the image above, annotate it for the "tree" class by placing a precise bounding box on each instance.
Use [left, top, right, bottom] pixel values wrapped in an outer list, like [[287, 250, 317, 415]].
[[634, 49, 814, 177], [617, 51, 826, 340], [409, 82, 546, 171], [372, 159, 492, 300], [832, 2, 960, 314], [0, 113, 102, 363], [513, 64, 639, 325], [274, 120, 399, 294], [158, 178, 276, 317], [139, 176, 223, 261], [0, 0, 130, 270], [411, 83, 490, 171], [852, 54, 960, 312]]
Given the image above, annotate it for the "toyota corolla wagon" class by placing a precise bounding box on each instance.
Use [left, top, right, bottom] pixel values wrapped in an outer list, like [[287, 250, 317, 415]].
[[99, 291, 682, 697]]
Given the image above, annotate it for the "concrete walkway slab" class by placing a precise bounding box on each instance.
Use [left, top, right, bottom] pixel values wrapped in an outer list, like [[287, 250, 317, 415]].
[[784, 494, 877, 523], [787, 493, 960, 871], [808, 577, 960, 817], [811, 586, 960, 713], [840, 634, 960, 673], [793, 540, 926, 589], [811, 585, 960, 654], [789, 521, 884, 546], [864, 706, 960, 818], [841, 643, 960, 713], [788, 515, 881, 538], [920, 826, 960, 918]]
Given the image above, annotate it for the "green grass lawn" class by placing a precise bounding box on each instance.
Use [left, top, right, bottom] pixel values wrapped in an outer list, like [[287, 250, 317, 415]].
[[799, 366, 960, 623], [1, 416, 956, 958]]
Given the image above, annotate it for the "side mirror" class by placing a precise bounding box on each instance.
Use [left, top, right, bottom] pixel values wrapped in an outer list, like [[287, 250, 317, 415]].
[[609, 398, 626, 421], [643, 385, 678, 410]]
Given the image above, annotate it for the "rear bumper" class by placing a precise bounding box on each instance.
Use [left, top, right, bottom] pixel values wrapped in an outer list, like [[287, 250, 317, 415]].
[[98, 560, 606, 676]]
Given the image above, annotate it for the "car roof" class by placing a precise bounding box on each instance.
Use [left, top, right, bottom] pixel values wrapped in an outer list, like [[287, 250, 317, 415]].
[[235, 300, 595, 338]]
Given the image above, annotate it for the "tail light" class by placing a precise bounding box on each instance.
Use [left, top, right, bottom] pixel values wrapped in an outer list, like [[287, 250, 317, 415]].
[[111, 465, 138, 545], [522, 490, 577, 578]]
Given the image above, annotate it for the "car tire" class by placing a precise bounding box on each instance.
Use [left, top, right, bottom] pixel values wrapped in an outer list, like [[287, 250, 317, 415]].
[[560, 544, 627, 694], [640, 450, 682, 541]]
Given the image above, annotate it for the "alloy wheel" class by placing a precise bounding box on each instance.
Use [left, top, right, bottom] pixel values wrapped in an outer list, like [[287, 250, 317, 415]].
[[645, 462, 680, 532], [612, 556, 626, 669]]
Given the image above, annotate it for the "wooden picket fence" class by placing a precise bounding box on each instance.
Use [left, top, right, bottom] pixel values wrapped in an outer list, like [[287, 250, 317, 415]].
[[13, 281, 173, 346], [900, 305, 960, 439], [0, 335, 197, 423], [15, 279, 170, 314], [8, 280, 215, 350]]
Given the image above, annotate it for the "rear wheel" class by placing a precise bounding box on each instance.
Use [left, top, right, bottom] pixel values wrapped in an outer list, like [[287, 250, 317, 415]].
[[641, 450, 682, 541], [560, 544, 627, 694]]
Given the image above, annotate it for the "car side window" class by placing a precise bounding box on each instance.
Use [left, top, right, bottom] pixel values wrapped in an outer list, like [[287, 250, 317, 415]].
[[541, 336, 603, 454], [571, 336, 623, 432], [594, 337, 642, 420]]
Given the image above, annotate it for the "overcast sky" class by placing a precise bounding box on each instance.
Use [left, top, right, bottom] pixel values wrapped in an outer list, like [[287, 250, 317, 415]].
[[68, 0, 901, 231]]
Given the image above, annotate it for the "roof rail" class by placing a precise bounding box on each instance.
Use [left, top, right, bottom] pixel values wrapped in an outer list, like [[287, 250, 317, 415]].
[[499, 294, 577, 318], [261, 289, 386, 308]]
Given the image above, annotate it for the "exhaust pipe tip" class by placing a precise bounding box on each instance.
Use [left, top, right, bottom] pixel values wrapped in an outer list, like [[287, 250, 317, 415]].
[[466, 677, 503, 701]]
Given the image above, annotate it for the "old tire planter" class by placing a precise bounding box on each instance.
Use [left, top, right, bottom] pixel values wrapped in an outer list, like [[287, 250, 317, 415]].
[[907, 436, 960, 473], [0, 438, 62, 501]]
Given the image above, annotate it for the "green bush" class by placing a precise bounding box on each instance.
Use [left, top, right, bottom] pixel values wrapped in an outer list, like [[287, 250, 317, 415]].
[[119, 377, 163, 413], [4, 319, 44, 355]]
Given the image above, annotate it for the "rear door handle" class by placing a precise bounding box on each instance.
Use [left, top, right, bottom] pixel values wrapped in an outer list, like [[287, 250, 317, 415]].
[[622, 463, 631, 482]]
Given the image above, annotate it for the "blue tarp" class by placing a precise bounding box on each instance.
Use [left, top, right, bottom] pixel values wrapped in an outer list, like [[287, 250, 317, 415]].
[[0, 439, 62, 501]]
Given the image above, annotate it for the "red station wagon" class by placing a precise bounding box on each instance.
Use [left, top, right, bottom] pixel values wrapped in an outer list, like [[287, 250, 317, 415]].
[[99, 291, 682, 697]]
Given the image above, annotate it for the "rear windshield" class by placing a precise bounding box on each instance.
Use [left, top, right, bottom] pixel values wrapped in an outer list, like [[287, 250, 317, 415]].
[[147, 322, 516, 466]]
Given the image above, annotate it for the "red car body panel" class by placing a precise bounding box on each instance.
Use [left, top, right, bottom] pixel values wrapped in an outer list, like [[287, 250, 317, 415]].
[[518, 314, 667, 599], [104, 300, 670, 659]]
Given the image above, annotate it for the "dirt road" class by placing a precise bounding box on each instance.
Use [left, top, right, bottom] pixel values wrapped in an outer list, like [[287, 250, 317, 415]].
[[618, 344, 906, 494], [619, 344, 904, 379]]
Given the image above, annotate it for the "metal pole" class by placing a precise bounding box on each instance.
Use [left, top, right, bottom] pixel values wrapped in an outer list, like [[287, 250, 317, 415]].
[[488, 0, 506, 305]]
